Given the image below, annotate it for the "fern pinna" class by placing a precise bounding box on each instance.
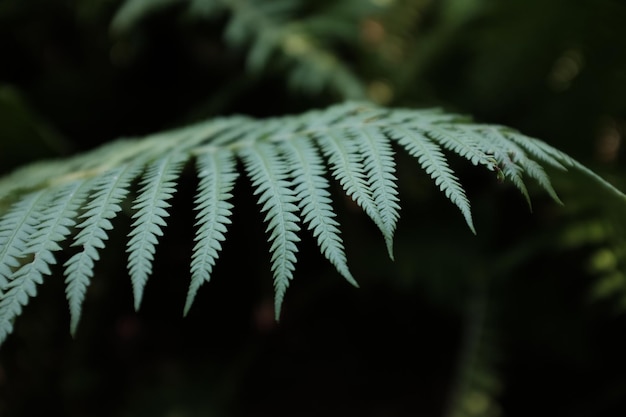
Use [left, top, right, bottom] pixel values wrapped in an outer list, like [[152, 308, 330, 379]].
[[0, 101, 622, 345]]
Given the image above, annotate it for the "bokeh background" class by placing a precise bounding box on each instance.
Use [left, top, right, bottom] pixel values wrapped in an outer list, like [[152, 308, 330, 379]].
[[1, 0, 626, 416]]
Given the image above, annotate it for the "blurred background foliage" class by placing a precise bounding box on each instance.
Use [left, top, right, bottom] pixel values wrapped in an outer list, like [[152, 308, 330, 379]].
[[1, 0, 626, 416]]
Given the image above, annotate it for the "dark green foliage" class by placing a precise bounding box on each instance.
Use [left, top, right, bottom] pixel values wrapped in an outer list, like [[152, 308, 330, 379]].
[[1, 0, 626, 416]]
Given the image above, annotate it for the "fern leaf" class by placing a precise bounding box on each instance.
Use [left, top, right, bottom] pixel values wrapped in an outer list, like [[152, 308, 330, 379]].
[[64, 164, 140, 335], [0, 271, 40, 345], [0, 181, 87, 344], [514, 135, 626, 199], [527, 138, 579, 169], [486, 128, 563, 205], [2, 100, 624, 344], [0, 191, 47, 343], [521, 157, 563, 204], [281, 135, 357, 287], [127, 153, 186, 311], [392, 127, 476, 234], [482, 127, 562, 208], [498, 129, 568, 171], [498, 154, 532, 208], [239, 142, 301, 320], [315, 129, 387, 252], [185, 149, 238, 316], [478, 128, 532, 208], [417, 123, 496, 169], [352, 126, 400, 258], [0, 191, 46, 292]]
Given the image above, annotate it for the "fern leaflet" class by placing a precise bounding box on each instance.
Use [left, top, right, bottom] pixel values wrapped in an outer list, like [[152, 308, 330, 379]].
[[498, 129, 568, 171], [239, 142, 301, 320], [281, 135, 357, 287], [0, 182, 86, 344], [416, 123, 496, 169], [0, 191, 46, 292], [127, 153, 186, 311], [482, 126, 562, 206], [64, 164, 140, 335], [354, 126, 400, 258], [315, 129, 386, 248], [392, 127, 475, 234], [185, 149, 238, 316]]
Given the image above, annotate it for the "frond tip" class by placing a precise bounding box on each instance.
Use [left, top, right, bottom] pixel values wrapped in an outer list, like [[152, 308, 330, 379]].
[[0, 101, 620, 345]]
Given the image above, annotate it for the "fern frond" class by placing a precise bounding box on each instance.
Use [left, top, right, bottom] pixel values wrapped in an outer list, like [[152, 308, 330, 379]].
[[1, 101, 624, 344], [0, 181, 87, 344], [392, 127, 475, 234], [64, 164, 141, 335], [239, 142, 301, 320], [185, 149, 238, 316], [491, 128, 562, 204], [482, 126, 563, 207], [499, 129, 568, 171], [315, 129, 386, 245], [281, 135, 357, 287], [0, 190, 48, 343], [414, 123, 497, 169], [484, 133, 533, 208], [0, 191, 46, 291], [520, 158, 563, 204], [127, 154, 187, 311], [353, 126, 400, 258]]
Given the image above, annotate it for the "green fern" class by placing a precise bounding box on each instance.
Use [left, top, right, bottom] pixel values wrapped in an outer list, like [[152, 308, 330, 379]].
[[0, 101, 624, 345], [0, 191, 46, 291], [391, 127, 475, 234], [186, 149, 238, 316], [127, 154, 186, 310], [239, 142, 302, 319], [280, 135, 356, 288], [64, 165, 141, 334], [0, 182, 87, 341]]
